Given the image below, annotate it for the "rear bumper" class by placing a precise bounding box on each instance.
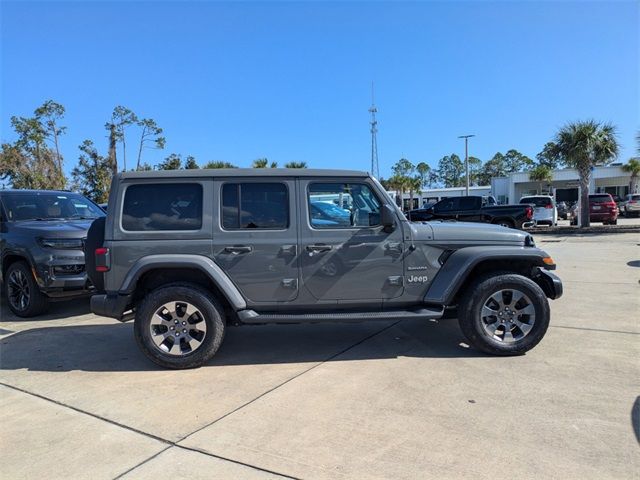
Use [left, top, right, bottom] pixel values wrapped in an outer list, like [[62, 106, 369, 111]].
[[537, 269, 563, 300], [90, 293, 134, 322]]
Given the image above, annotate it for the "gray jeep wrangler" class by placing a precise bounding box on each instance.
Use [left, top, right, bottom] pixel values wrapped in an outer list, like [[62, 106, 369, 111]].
[[88, 168, 562, 369]]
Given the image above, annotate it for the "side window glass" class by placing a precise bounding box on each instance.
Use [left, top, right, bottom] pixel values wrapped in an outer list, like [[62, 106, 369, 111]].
[[435, 198, 457, 212], [122, 183, 202, 231], [308, 183, 381, 229], [221, 183, 289, 229], [458, 197, 478, 210]]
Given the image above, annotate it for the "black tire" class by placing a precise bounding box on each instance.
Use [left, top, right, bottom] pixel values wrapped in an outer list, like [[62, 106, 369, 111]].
[[457, 273, 550, 356], [610, 219, 617, 225], [4, 261, 49, 317], [134, 283, 226, 369]]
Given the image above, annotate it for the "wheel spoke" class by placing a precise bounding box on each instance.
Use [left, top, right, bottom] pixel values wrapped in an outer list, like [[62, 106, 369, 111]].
[[481, 305, 498, 319], [514, 319, 533, 335], [489, 291, 506, 309], [517, 303, 535, 316], [509, 290, 525, 306], [186, 335, 201, 351], [183, 303, 198, 319], [169, 338, 183, 355], [503, 328, 515, 343], [484, 320, 500, 335], [150, 313, 167, 326]]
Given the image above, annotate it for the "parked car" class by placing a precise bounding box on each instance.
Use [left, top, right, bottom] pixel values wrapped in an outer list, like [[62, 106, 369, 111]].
[[570, 193, 618, 225], [612, 195, 624, 215], [407, 195, 534, 229], [620, 193, 640, 217], [87, 168, 562, 369], [556, 201, 569, 220], [0, 189, 105, 317], [519, 195, 557, 226]]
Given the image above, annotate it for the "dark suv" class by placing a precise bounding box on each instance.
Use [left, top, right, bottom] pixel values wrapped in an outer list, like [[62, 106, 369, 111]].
[[88, 169, 562, 369], [0, 189, 105, 317]]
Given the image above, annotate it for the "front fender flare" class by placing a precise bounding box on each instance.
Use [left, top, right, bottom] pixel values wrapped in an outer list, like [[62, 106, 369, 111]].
[[424, 246, 552, 305], [119, 254, 247, 311]]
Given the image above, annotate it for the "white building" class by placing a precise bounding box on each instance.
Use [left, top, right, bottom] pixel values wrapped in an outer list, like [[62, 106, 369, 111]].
[[491, 165, 633, 204]]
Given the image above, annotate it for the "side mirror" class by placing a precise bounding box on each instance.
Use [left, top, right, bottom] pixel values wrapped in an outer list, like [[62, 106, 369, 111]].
[[381, 204, 396, 232]]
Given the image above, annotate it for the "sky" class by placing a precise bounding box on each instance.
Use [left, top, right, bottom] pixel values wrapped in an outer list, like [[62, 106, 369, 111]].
[[1, 1, 638, 180]]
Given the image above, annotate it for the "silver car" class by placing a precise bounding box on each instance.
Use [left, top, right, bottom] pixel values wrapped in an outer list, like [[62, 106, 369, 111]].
[[621, 194, 640, 217], [519, 195, 557, 226]]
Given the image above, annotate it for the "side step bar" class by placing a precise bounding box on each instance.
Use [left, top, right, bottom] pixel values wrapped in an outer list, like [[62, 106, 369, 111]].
[[236, 307, 444, 325]]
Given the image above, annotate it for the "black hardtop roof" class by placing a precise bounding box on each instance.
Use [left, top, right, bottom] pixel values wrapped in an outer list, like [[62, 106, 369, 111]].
[[118, 168, 370, 180]]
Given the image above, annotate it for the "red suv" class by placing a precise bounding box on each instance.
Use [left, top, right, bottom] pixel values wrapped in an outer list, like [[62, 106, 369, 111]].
[[571, 193, 618, 225]]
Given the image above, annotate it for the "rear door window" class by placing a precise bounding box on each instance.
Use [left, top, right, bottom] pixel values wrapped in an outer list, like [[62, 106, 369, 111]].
[[122, 183, 203, 231], [221, 183, 289, 229]]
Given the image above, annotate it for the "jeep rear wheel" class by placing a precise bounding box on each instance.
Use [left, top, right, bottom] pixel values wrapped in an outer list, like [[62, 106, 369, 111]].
[[458, 273, 550, 355], [134, 283, 225, 369]]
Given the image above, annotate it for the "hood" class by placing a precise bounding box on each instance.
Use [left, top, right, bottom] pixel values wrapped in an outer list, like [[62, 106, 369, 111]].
[[11, 219, 94, 238], [410, 221, 527, 245]]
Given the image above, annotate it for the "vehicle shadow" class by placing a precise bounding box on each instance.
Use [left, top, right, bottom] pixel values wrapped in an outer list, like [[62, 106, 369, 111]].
[[0, 319, 485, 373], [0, 297, 92, 323]]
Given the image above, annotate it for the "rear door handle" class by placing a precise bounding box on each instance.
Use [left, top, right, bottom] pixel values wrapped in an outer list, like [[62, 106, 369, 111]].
[[224, 246, 253, 254], [306, 244, 332, 254]]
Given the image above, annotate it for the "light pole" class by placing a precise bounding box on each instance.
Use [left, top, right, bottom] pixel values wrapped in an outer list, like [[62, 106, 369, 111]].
[[458, 134, 475, 196]]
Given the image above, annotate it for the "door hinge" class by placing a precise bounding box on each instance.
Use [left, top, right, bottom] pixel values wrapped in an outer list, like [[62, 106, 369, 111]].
[[387, 275, 404, 286], [281, 278, 298, 289]]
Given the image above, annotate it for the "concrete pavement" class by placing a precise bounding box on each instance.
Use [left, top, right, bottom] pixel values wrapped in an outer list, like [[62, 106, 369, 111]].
[[1, 233, 638, 479]]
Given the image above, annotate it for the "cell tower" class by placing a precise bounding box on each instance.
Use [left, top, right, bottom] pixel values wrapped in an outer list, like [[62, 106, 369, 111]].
[[369, 83, 380, 179]]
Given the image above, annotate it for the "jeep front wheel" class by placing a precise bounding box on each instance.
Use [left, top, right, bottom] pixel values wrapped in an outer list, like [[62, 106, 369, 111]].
[[457, 273, 550, 355], [134, 284, 225, 369]]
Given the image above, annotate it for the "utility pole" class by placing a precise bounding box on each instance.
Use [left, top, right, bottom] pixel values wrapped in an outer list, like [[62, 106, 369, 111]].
[[458, 134, 475, 196], [369, 82, 379, 179]]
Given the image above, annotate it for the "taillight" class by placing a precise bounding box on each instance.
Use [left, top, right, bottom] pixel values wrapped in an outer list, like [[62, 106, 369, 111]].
[[95, 247, 110, 272], [544, 204, 553, 209], [526, 206, 533, 219], [630, 200, 638, 204]]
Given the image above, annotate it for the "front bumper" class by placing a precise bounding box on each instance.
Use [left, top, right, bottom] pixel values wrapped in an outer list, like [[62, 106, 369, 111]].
[[90, 293, 134, 321], [537, 269, 563, 300]]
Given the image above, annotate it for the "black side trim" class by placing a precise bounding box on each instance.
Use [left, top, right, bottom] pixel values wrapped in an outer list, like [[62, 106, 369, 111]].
[[236, 306, 444, 324]]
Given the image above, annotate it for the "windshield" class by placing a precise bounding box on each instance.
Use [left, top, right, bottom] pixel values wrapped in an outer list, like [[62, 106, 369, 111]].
[[2, 192, 105, 221]]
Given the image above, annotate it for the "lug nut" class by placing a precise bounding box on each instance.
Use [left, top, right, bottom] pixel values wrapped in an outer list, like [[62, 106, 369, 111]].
[[182, 329, 186, 333]]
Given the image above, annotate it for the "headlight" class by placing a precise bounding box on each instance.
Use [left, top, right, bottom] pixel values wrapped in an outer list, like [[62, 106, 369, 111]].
[[38, 238, 84, 249]]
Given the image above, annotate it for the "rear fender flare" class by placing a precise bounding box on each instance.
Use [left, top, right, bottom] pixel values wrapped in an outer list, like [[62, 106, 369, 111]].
[[119, 254, 246, 311]]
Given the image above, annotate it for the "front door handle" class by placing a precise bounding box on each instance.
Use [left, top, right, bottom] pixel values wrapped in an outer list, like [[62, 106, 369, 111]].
[[224, 245, 253, 254]]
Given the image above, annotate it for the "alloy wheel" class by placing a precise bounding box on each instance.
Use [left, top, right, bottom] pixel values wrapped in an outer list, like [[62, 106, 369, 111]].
[[480, 289, 536, 343], [7, 269, 30, 311], [149, 301, 207, 356]]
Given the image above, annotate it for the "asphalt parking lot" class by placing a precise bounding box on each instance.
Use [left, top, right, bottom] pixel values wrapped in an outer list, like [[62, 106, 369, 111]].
[[1, 232, 638, 480]]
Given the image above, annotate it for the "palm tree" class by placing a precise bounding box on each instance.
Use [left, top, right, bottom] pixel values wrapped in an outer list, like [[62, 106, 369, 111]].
[[284, 161, 307, 168], [252, 158, 268, 168], [529, 164, 553, 194], [623, 158, 640, 194], [553, 121, 619, 227], [407, 176, 422, 210], [203, 161, 237, 169]]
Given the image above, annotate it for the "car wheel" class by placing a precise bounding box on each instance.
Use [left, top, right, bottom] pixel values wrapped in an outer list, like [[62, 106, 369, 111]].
[[4, 261, 49, 317], [610, 219, 617, 225], [493, 219, 515, 229], [458, 273, 550, 355], [134, 283, 226, 369]]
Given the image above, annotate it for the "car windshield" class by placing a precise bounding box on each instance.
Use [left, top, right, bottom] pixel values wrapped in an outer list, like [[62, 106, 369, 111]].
[[520, 197, 552, 207], [2, 192, 105, 221]]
